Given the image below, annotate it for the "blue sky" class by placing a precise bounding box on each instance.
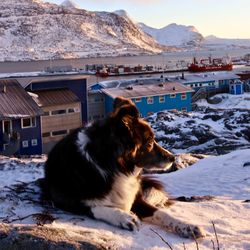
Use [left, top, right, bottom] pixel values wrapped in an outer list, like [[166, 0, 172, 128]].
[[44, 0, 249, 39]]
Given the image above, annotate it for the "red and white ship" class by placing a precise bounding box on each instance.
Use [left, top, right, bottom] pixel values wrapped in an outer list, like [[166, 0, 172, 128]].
[[188, 57, 233, 72]]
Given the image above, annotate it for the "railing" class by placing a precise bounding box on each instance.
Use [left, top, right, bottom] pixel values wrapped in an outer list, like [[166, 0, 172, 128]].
[[1, 131, 20, 156], [192, 87, 208, 103]]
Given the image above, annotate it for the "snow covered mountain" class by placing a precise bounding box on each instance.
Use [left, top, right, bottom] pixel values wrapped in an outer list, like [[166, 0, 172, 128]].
[[60, 0, 80, 9], [0, 0, 166, 61], [203, 35, 250, 48], [139, 22, 204, 48]]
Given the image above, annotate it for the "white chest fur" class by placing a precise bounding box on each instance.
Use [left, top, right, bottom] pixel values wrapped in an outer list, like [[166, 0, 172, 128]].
[[84, 173, 140, 212]]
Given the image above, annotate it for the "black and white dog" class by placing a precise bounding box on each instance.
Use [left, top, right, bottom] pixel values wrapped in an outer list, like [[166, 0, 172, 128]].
[[43, 97, 205, 239]]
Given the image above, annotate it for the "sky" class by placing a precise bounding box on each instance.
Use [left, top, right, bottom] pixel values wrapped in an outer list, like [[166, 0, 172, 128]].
[[44, 0, 250, 39]]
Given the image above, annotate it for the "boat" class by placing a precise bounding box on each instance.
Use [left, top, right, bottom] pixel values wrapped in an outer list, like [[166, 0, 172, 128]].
[[95, 68, 109, 77], [188, 57, 233, 72]]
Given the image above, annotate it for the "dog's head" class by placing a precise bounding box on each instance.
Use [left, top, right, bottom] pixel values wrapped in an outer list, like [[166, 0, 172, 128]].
[[111, 96, 175, 171]]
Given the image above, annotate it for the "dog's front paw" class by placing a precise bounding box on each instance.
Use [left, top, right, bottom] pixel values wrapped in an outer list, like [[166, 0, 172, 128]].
[[119, 212, 141, 231], [176, 225, 206, 239]]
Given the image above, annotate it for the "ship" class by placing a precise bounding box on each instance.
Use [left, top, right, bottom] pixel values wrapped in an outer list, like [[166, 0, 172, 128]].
[[188, 57, 233, 72]]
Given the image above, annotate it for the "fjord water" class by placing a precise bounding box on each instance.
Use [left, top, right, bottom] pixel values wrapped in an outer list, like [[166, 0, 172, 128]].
[[0, 48, 249, 74]]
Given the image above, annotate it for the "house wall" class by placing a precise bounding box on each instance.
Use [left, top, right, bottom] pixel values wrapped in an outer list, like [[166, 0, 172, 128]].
[[40, 102, 81, 153], [104, 92, 192, 117], [0, 117, 42, 155], [185, 80, 215, 91], [0, 121, 3, 152], [17, 116, 42, 155], [183, 77, 239, 92], [230, 83, 243, 95], [88, 92, 105, 121], [27, 78, 87, 123]]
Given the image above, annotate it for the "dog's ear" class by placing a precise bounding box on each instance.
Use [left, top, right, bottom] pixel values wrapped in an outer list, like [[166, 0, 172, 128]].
[[112, 97, 139, 119], [113, 96, 135, 111]]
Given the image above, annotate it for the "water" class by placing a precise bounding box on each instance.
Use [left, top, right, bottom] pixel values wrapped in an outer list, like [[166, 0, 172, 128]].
[[0, 48, 249, 75], [0, 48, 250, 86]]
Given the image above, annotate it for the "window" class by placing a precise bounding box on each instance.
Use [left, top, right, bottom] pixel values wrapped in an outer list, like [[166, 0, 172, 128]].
[[94, 97, 104, 103], [93, 115, 101, 120], [170, 94, 176, 98], [22, 140, 29, 148], [3, 144, 8, 150], [51, 109, 66, 115], [181, 93, 187, 100], [31, 139, 38, 146], [42, 111, 50, 116], [68, 108, 80, 113], [42, 132, 50, 137], [147, 97, 154, 104], [22, 117, 36, 128], [159, 96, 165, 103], [52, 130, 68, 136], [199, 83, 202, 87], [68, 108, 75, 113], [134, 98, 142, 103], [3, 120, 12, 134]]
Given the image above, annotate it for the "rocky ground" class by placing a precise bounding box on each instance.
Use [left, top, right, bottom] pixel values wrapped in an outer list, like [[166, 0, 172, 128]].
[[1, 96, 250, 249], [147, 107, 250, 155]]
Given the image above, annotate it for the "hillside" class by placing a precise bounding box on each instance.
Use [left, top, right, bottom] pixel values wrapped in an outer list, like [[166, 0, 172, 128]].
[[0, 150, 249, 249], [0, 0, 167, 61]]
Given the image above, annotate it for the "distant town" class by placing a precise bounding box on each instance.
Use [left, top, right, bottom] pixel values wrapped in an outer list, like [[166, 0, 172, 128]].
[[1, 54, 250, 156]]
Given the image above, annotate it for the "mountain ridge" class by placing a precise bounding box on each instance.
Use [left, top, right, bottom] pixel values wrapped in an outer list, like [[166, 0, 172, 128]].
[[0, 0, 168, 61], [138, 22, 204, 48]]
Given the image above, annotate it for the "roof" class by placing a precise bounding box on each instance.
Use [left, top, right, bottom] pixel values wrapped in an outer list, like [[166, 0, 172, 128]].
[[0, 79, 42, 119], [0, 73, 88, 88], [33, 88, 80, 107], [102, 82, 194, 99], [175, 72, 240, 84]]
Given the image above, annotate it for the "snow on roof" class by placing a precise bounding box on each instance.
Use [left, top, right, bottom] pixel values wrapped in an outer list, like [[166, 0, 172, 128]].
[[102, 82, 194, 99], [176, 71, 240, 84], [33, 88, 80, 107], [0, 79, 42, 119]]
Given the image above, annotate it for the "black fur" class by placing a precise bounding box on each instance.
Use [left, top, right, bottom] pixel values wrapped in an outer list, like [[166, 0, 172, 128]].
[[43, 97, 180, 230]]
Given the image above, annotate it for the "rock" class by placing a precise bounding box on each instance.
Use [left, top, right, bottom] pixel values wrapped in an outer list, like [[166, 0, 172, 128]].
[[150, 108, 250, 156], [243, 162, 250, 167], [0, 223, 105, 250]]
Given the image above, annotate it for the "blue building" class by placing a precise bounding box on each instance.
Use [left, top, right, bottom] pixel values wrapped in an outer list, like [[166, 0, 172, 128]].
[[102, 82, 194, 117], [174, 72, 240, 92], [0, 79, 43, 156], [229, 80, 244, 95]]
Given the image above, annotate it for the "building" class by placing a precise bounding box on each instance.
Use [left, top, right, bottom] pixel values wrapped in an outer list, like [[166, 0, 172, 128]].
[[25, 75, 88, 124], [173, 72, 240, 92], [102, 82, 194, 117], [88, 91, 105, 121], [32, 88, 82, 153], [0, 79, 43, 156], [229, 80, 244, 95]]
